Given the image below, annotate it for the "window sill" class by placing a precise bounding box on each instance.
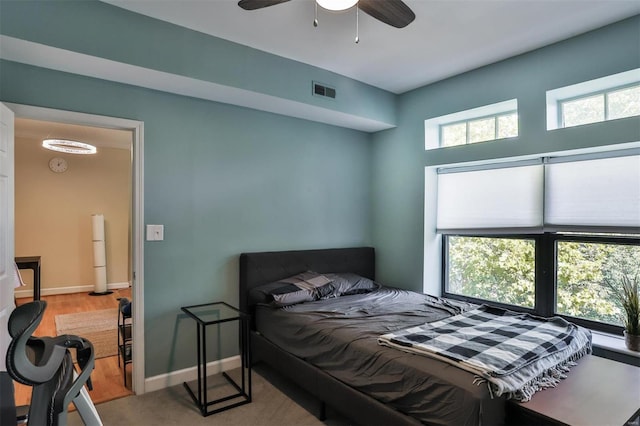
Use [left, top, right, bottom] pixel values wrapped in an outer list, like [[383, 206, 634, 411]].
[[591, 330, 640, 358]]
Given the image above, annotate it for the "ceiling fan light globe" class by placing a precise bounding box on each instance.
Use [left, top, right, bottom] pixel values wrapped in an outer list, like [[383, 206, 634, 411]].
[[316, 0, 358, 11]]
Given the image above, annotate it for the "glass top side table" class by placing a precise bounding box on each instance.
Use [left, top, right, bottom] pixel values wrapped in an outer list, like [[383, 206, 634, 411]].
[[181, 301, 252, 416]]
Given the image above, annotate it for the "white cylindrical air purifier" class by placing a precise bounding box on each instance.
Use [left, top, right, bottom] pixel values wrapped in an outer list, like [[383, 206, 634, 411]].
[[90, 214, 111, 295]]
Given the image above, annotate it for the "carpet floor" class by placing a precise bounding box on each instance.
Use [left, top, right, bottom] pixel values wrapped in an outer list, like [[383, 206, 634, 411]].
[[68, 364, 352, 426]]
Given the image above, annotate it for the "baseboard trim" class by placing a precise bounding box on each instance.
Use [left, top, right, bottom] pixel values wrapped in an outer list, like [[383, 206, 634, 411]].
[[144, 355, 241, 393], [14, 282, 131, 298]]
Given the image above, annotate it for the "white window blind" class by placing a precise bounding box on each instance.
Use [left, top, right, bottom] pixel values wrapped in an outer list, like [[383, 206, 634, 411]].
[[436, 152, 640, 234], [436, 164, 544, 233], [545, 155, 640, 231]]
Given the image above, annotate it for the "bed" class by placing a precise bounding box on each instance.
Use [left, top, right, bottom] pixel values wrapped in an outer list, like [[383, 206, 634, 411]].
[[238, 247, 589, 425]]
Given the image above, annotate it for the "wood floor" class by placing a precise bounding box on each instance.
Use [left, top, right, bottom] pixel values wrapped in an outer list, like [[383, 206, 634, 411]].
[[13, 288, 134, 408]]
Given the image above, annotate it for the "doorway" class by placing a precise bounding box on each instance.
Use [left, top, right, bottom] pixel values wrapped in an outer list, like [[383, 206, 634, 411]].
[[6, 103, 145, 398]]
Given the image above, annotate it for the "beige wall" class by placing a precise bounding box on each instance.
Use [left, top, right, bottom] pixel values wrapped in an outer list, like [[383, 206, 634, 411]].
[[14, 136, 131, 294]]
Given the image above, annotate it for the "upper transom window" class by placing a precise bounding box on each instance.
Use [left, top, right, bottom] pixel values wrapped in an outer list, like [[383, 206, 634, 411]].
[[546, 68, 640, 130], [424, 99, 518, 150], [560, 84, 640, 128], [441, 111, 518, 147]]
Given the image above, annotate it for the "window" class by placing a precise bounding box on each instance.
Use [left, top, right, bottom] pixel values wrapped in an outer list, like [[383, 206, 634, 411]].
[[560, 84, 640, 128], [546, 68, 640, 130], [424, 99, 517, 150], [438, 151, 640, 333], [440, 111, 518, 147], [444, 233, 640, 334], [446, 236, 535, 308], [556, 238, 640, 326]]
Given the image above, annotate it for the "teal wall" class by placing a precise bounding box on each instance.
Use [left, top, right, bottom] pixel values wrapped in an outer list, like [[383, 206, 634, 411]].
[[371, 16, 640, 294], [0, 60, 372, 376], [0, 0, 396, 127], [0, 0, 382, 378]]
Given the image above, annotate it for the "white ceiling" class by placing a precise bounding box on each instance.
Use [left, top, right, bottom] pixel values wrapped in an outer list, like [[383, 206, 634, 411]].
[[102, 0, 640, 94]]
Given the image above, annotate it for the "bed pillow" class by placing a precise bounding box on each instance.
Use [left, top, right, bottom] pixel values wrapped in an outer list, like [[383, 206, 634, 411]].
[[323, 272, 380, 298], [249, 271, 334, 307]]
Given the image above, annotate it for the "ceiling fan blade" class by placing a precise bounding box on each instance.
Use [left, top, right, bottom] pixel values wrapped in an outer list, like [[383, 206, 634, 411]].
[[358, 0, 415, 28], [238, 0, 291, 11]]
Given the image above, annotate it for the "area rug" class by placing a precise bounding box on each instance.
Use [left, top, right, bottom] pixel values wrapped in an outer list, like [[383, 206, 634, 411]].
[[55, 308, 119, 359]]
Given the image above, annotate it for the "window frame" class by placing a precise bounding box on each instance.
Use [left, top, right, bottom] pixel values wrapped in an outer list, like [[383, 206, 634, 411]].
[[558, 82, 640, 128], [442, 232, 640, 335], [546, 68, 640, 131], [439, 110, 518, 147], [442, 233, 539, 313], [424, 98, 517, 150]]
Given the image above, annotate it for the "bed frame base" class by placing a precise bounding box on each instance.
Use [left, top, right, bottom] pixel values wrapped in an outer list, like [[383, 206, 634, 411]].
[[251, 330, 421, 426]]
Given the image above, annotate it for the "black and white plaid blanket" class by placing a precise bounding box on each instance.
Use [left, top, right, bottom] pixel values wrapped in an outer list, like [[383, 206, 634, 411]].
[[378, 305, 592, 401]]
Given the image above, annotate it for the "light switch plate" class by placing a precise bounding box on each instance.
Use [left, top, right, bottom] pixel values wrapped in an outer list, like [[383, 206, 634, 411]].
[[146, 224, 164, 241]]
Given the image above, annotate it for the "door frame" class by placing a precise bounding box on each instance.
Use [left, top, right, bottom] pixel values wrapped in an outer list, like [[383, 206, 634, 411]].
[[7, 103, 146, 394]]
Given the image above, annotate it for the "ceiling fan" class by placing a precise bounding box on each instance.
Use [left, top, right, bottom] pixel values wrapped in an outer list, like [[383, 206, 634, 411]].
[[237, 0, 416, 29]]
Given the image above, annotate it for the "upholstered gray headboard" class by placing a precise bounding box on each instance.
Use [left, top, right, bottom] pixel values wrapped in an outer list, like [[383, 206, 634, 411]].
[[239, 247, 375, 316]]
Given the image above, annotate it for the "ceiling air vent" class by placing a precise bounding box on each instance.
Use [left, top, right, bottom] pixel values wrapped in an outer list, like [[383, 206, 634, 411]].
[[312, 81, 336, 100]]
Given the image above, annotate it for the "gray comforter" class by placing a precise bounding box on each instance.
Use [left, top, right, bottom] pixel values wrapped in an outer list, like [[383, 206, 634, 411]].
[[255, 287, 506, 426]]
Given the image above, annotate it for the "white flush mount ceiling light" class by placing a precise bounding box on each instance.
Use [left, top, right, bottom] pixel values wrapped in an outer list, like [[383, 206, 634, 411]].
[[316, 0, 358, 11], [42, 139, 97, 155]]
